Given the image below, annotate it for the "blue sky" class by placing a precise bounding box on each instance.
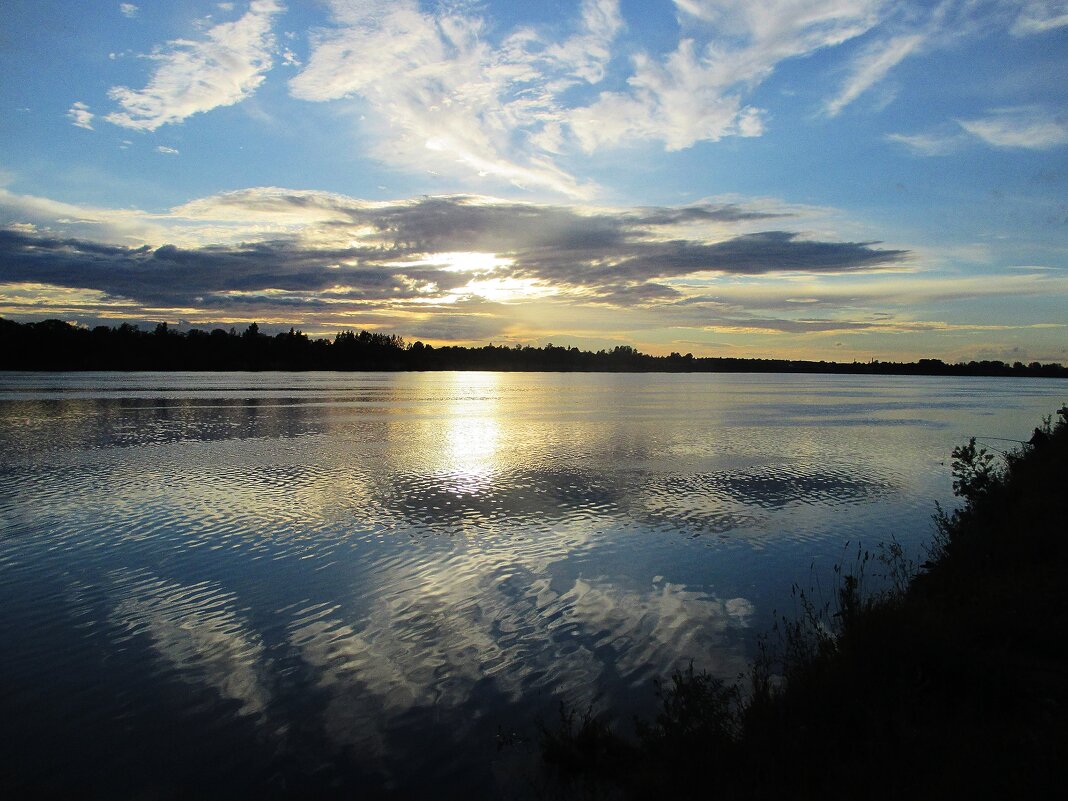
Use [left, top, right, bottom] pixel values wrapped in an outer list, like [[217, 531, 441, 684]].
[[1, 0, 1066, 361]]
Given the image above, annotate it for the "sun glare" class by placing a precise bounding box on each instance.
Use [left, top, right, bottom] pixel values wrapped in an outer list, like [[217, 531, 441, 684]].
[[457, 276, 556, 303], [387, 252, 514, 273], [442, 372, 502, 494]]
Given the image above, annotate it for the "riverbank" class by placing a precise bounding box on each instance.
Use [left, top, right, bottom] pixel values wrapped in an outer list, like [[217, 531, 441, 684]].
[[541, 408, 1068, 800]]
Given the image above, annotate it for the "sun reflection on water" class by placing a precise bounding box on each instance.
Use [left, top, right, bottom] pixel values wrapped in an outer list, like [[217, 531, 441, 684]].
[[440, 371, 502, 495]]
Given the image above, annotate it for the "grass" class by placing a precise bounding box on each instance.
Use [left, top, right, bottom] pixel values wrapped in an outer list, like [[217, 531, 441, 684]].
[[537, 408, 1068, 800]]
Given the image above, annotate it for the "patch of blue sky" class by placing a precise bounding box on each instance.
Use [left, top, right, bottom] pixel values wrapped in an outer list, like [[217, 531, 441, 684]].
[[0, 0, 1064, 361]]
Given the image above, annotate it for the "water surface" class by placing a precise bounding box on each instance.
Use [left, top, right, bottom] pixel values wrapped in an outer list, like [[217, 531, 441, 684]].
[[1, 371, 1064, 797]]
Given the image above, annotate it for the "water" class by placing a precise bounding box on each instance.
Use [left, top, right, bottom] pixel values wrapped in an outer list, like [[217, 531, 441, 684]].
[[1, 371, 1064, 797]]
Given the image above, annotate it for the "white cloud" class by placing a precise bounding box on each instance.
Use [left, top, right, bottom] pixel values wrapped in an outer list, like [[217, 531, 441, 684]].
[[569, 41, 764, 152], [958, 107, 1068, 149], [67, 101, 95, 130], [1011, 1, 1068, 35], [885, 130, 965, 156], [156, 145, 180, 155], [290, 0, 621, 197], [824, 33, 923, 116], [119, 3, 138, 18], [290, 0, 892, 192], [0, 187, 169, 243], [571, 0, 883, 151], [540, 0, 624, 83], [672, 0, 880, 39], [105, 0, 282, 131]]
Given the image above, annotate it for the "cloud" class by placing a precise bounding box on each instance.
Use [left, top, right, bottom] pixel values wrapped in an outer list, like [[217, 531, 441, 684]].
[[695, 316, 1046, 335], [957, 107, 1068, 150], [156, 145, 180, 155], [541, 0, 624, 83], [0, 186, 169, 243], [890, 107, 1068, 155], [884, 130, 966, 156], [119, 3, 138, 18], [0, 191, 906, 325], [7, 188, 1067, 354], [1011, 1, 1068, 35], [817, 0, 1011, 119], [67, 101, 95, 130], [105, 0, 282, 131], [680, 271, 1068, 310], [572, 0, 883, 151], [670, 0, 880, 42], [567, 40, 765, 152], [290, 0, 622, 197], [824, 33, 923, 116], [287, 1, 895, 192], [0, 229, 456, 308]]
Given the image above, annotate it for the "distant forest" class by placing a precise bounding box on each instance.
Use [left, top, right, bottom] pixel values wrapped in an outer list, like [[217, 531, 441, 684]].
[[1, 317, 1066, 377]]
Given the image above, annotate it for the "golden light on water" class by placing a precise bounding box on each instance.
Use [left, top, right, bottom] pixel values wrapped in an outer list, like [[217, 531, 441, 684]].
[[442, 371, 502, 493]]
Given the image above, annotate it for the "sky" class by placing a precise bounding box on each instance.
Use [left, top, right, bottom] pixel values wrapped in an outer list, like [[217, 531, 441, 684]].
[[1, 0, 1066, 362]]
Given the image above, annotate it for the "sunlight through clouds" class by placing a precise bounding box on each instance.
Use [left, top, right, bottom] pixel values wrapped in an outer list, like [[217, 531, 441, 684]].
[[2, 0, 1066, 361]]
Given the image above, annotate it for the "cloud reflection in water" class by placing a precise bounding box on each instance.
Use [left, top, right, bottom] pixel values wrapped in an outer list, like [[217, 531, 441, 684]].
[[5, 371, 1048, 794], [108, 570, 272, 720]]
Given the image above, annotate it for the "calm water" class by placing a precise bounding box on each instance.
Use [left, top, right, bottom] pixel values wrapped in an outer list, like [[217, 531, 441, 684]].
[[1, 371, 1064, 797]]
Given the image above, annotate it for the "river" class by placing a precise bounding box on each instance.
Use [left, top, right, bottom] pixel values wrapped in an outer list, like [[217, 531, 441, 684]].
[[1, 371, 1064, 797]]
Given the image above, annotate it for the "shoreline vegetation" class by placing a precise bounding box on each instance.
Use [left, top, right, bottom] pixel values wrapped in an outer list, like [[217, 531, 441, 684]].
[[2, 317, 1067, 377], [535, 408, 1068, 800]]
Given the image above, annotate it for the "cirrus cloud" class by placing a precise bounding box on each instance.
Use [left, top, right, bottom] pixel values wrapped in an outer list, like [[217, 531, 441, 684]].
[[105, 0, 283, 131], [957, 106, 1068, 150]]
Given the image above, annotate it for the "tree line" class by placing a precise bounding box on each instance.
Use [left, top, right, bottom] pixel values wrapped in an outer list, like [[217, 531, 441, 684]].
[[1, 317, 1065, 377]]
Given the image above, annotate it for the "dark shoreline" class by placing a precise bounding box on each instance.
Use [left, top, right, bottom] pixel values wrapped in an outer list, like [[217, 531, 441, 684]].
[[3, 317, 1067, 378]]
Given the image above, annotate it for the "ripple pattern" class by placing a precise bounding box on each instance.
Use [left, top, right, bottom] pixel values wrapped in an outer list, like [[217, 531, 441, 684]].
[[2, 370, 1065, 796]]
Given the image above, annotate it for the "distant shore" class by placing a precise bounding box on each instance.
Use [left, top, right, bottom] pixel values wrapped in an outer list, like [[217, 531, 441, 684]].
[[2, 317, 1066, 378], [538, 408, 1068, 799]]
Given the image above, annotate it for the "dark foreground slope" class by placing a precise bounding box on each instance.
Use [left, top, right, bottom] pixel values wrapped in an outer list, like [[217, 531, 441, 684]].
[[541, 409, 1068, 800]]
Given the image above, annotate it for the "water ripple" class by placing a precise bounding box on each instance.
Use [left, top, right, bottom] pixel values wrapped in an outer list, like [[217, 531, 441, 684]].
[[2, 371, 1065, 796]]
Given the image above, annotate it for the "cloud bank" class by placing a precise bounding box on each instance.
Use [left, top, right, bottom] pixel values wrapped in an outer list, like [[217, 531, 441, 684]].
[[0, 190, 905, 306], [4, 187, 1065, 359], [0, 189, 918, 340]]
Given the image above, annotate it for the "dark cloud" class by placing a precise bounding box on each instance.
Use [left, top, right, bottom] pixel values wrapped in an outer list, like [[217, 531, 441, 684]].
[[516, 231, 905, 287], [341, 197, 905, 285], [0, 229, 456, 306], [214, 193, 789, 253], [628, 204, 789, 226], [0, 196, 908, 320], [581, 282, 683, 305]]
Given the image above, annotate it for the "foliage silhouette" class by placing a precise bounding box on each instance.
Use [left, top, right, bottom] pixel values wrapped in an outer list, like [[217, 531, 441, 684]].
[[3, 316, 1068, 376]]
